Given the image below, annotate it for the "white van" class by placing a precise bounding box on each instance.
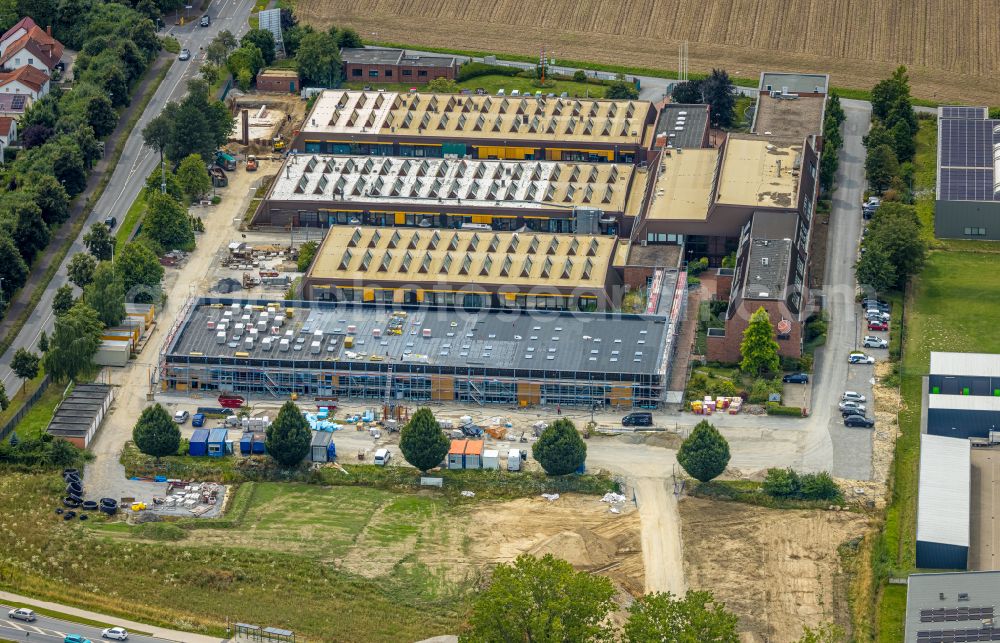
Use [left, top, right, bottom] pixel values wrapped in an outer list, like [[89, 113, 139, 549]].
[[373, 448, 391, 466]]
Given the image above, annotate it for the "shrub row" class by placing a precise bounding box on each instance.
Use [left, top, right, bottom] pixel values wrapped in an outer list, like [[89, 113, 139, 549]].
[[766, 403, 804, 417], [456, 62, 521, 82]]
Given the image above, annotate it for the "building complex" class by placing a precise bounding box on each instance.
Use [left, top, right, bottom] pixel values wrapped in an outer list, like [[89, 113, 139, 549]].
[[934, 106, 1000, 240]]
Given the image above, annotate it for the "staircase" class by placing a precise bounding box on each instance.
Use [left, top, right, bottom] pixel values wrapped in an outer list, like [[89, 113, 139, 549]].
[[467, 379, 483, 406]]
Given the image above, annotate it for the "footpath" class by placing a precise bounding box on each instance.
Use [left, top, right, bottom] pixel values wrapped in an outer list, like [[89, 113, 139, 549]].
[[0, 52, 170, 348]]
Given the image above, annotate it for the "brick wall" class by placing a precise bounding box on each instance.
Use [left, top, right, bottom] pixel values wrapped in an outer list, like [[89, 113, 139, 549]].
[[344, 63, 456, 83], [707, 299, 802, 364], [623, 266, 654, 290], [256, 71, 298, 93]]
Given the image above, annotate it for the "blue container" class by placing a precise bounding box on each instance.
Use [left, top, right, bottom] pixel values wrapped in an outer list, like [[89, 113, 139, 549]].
[[252, 433, 267, 454], [240, 431, 254, 455], [207, 428, 228, 458], [189, 429, 210, 456]]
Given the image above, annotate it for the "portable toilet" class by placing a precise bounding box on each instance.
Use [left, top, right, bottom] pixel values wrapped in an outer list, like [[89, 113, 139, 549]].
[[189, 428, 210, 456], [464, 440, 484, 469], [507, 450, 522, 471], [310, 431, 336, 462], [207, 428, 229, 457], [448, 439, 467, 469], [239, 431, 254, 455], [482, 449, 500, 470]]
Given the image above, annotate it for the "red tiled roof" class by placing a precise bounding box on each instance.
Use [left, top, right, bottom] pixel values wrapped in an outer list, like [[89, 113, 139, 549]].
[[0, 116, 14, 136], [0, 17, 37, 45], [0, 27, 63, 70], [0, 65, 49, 93]]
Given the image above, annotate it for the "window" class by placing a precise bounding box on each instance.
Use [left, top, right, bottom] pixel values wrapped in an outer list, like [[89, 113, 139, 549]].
[[809, 161, 817, 178], [368, 70, 379, 78], [27, 58, 33, 65], [352, 69, 362, 77], [964, 227, 987, 236], [418, 70, 427, 77], [385, 69, 393, 77], [402, 69, 412, 76]]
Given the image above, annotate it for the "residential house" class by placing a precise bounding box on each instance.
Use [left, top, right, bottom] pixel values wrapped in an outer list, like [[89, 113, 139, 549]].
[[0, 65, 49, 100], [0, 93, 27, 119], [0, 19, 63, 74]]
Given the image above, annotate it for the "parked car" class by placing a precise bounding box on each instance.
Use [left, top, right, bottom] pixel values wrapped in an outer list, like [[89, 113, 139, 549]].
[[782, 373, 809, 384], [863, 336, 888, 349], [622, 411, 653, 427], [842, 391, 866, 403], [839, 400, 867, 413], [844, 415, 875, 428], [178, 48, 191, 60], [173, 410, 190, 424], [848, 353, 875, 364], [862, 299, 889, 311], [8, 608, 36, 622], [200, 14, 210, 26], [102, 628, 129, 640], [64, 636, 93, 643], [868, 320, 889, 331], [373, 448, 391, 466], [191, 413, 206, 427], [865, 310, 890, 322]]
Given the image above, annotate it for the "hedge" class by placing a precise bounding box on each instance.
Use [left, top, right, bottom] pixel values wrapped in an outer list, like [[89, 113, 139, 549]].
[[457, 62, 522, 82], [766, 403, 804, 417]]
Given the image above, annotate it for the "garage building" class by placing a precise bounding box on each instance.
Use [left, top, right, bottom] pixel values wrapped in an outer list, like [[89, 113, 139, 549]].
[[916, 433, 971, 569]]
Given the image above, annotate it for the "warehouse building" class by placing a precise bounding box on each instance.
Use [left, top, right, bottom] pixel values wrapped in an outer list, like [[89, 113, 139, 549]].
[[292, 90, 656, 163], [159, 298, 679, 409], [934, 106, 1000, 240], [252, 153, 646, 235], [903, 571, 1000, 642], [300, 226, 624, 311], [916, 434, 971, 570], [926, 351, 1000, 440], [340, 47, 459, 83]]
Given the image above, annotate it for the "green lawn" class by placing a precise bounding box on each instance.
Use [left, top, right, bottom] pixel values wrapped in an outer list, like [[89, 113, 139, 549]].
[[116, 189, 147, 246], [8, 380, 67, 440], [345, 73, 609, 99]]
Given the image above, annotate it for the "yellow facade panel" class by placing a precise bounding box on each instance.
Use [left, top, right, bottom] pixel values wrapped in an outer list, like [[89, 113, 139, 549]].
[[395, 212, 406, 224], [363, 288, 375, 302]]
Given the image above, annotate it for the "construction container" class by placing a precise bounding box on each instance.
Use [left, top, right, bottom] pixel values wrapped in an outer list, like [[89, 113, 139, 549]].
[[125, 302, 155, 325], [239, 431, 254, 455], [252, 432, 266, 454], [94, 339, 129, 367], [464, 440, 484, 469], [310, 431, 337, 462], [507, 450, 522, 471], [207, 428, 228, 457], [448, 439, 467, 469], [189, 429, 210, 456], [482, 449, 499, 470]]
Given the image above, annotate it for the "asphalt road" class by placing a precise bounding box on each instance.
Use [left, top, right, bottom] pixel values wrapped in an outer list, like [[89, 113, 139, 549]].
[[0, 605, 169, 643], [0, 0, 257, 392]]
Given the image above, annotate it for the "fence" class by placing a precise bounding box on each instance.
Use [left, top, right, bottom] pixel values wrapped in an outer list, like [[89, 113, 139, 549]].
[[0, 375, 51, 442]]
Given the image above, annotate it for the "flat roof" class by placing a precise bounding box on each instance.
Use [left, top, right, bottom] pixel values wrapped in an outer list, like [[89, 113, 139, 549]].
[[929, 394, 1000, 412], [308, 227, 614, 289], [917, 434, 971, 548], [167, 300, 670, 377], [339, 47, 404, 65], [969, 448, 1000, 571], [644, 148, 718, 221], [753, 93, 825, 140], [301, 90, 654, 146], [269, 154, 636, 213], [654, 104, 709, 149], [759, 72, 829, 95], [715, 136, 801, 209], [904, 571, 1000, 642], [931, 352, 1000, 378]]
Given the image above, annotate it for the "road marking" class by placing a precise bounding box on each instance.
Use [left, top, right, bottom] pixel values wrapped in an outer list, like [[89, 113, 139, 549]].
[[0, 620, 25, 631]]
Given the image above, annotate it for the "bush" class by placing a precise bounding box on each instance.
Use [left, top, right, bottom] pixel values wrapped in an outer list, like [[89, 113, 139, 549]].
[[707, 379, 737, 397], [805, 316, 828, 342], [748, 378, 780, 404], [800, 472, 842, 501], [687, 276, 701, 287], [687, 257, 709, 276], [161, 36, 181, 54], [709, 300, 728, 318], [533, 419, 586, 475], [456, 62, 521, 82], [573, 69, 587, 82], [762, 468, 800, 497], [766, 403, 803, 417]]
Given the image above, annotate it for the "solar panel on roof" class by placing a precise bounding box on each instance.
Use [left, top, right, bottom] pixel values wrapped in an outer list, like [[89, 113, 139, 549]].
[[10, 95, 24, 110], [940, 106, 988, 120]]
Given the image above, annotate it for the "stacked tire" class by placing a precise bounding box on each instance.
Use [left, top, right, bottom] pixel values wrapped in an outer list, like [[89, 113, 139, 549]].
[[62, 469, 94, 520], [99, 498, 118, 516]]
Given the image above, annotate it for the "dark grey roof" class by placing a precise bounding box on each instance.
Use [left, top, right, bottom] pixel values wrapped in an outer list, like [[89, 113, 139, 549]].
[[759, 72, 829, 94], [49, 384, 112, 424], [904, 572, 1000, 642], [939, 106, 988, 120], [166, 300, 670, 378], [741, 211, 797, 300], [340, 47, 456, 68], [655, 104, 708, 149], [311, 431, 333, 446], [936, 108, 1000, 202]]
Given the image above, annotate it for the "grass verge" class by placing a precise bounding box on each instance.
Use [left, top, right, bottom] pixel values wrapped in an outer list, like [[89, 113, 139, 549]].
[[0, 599, 152, 635], [9, 380, 66, 440], [0, 59, 171, 368], [115, 189, 147, 246], [690, 479, 847, 510], [0, 370, 47, 431]]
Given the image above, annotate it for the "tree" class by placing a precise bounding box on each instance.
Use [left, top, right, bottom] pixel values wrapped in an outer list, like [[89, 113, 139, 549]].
[[605, 79, 638, 100], [819, 143, 839, 193], [38, 330, 49, 354], [763, 467, 801, 497], [624, 590, 739, 643], [43, 300, 103, 382], [296, 31, 341, 87], [115, 241, 164, 302], [132, 404, 181, 462], [30, 174, 70, 226], [199, 62, 220, 86], [240, 28, 276, 65], [67, 252, 97, 288], [463, 554, 615, 643], [52, 284, 75, 316], [532, 418, 586, 475], [0, 235, 28, 301], [573, 69, 587, 82], [865, 202, 927, 288], [891, 119, 915, 163], [334, 27, 362, 48], [10, 348, 40, 394], [855, 241, 896, 294], [84, 261, 125, 326], [6, 194, 49, 263], [49, 437, 79, 466], [205, 40, 229, 67], [676, 420, 730, 483], [670, 79, 703, 104], [870, 66, 909, 122], [83, 222, 115, 260], [700, 69, 736, 128], [21, 123, 53, 148], [237, 67, 252, 92], [143, 191, 195, 251], [426, 77, 459, 93], [297, 240, 319, 272], [227, 43, 266, 79], [85, 94, 118, 137], [215, 29, 238, 53], [142, 111, 172, 161], [52, 140, 87, 195], [0, 382, 8, 412], [740, 306, 780, 375], [265, 400, 311, 467], [399, 407, 449, 472], [176, 153, 212, 201], [865, 144, 899, 194]]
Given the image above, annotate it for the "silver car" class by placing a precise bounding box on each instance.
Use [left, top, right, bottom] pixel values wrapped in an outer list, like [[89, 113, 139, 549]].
[[842, 391, 866, 403], [839, 401, 867, 413], [8, 608, 35, 622], [178, 48, 191, 61], [863, 335, 888, 349]]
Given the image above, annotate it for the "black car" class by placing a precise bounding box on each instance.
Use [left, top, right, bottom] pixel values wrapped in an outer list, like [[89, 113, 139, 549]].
[[843, 414, 875, 428], [861, 298, 889, 311], [104, 216, 116, 229], [622, 412, 653, 427], [782, 373, 809, 384]]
